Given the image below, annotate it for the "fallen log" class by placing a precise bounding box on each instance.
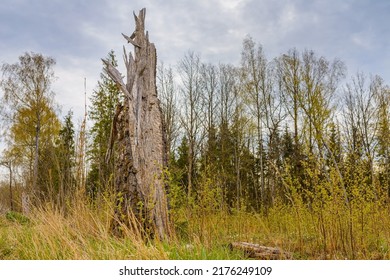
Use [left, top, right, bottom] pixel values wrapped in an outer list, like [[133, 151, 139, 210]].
[[230, 242, 292, 260]]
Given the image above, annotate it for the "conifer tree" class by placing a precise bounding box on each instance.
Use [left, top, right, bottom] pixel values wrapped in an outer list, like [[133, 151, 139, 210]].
[[57, 110, 76, 208], [87, 50, 120, 197]]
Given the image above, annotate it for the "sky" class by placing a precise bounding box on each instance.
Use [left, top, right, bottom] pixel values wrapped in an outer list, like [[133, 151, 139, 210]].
[[0, 0, 389, 122]]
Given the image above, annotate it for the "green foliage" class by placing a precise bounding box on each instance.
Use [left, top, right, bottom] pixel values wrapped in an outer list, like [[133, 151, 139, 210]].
[[5, 211, 30, 225], [59, 111, 76, 158], [0, 52, 61, 204], [87, 50, 120, 198], [57, 110, 76, 189], [35, 110, 76, 209], [172, 136, 190, 188]]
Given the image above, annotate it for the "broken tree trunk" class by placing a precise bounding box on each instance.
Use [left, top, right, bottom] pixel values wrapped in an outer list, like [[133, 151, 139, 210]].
[[103, 8, 170, 240]]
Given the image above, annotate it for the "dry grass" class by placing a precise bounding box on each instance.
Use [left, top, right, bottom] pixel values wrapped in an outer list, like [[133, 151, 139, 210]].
[[0, 190, 389, 260]]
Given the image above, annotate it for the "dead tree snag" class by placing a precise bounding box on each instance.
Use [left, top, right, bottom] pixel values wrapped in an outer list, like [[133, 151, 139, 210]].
[[103, 8, 170, 240]]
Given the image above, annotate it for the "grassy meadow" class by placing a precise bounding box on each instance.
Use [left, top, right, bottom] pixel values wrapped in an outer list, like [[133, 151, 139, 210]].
[[1, 189, 389, 260]]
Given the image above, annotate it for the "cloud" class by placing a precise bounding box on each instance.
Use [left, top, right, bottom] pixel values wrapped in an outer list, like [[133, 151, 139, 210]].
[[53, 55, 101, 119], [0, 0, 389, 124], [351, 32, 374, 50]]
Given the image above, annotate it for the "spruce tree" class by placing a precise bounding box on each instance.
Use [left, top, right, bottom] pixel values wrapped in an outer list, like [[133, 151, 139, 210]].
[[87, 50, 120, 197], [58, 110, 76, 207]]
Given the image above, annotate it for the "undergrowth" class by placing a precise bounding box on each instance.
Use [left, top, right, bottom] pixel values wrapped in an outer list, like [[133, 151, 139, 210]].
[[0, 183, 389, 260]]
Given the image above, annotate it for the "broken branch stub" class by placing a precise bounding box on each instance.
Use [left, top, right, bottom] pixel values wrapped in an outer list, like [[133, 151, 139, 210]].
[[104, 8, 170, 240]]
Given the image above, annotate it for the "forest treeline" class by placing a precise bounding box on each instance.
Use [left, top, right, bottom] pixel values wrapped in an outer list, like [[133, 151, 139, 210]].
[[0, 36, 389, 216], [158, 36, 390, 214]]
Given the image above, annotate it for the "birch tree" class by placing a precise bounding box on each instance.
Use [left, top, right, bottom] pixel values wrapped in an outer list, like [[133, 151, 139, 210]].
[[1, 52, 59, 203], [178, 51, 204, 199]]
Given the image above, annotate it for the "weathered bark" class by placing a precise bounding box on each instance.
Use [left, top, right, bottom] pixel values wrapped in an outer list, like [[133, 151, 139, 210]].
[[103, 8, 170, 240], [230, 242, 292, 260]]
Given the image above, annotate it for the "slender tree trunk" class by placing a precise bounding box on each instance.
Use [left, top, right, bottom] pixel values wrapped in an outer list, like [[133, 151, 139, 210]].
[[9, 163, 13, 211], [188, 143, 193, 199], [257, 105, 265, 206], [33, 117, 40, 195]]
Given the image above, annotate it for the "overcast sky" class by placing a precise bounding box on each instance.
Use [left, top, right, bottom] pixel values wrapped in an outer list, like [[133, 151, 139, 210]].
[[1, 0, 389, 122]]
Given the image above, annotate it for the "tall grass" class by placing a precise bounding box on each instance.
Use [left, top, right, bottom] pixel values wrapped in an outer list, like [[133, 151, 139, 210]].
[[0, 178, 389, 259], [0, 191, 244, 260]]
